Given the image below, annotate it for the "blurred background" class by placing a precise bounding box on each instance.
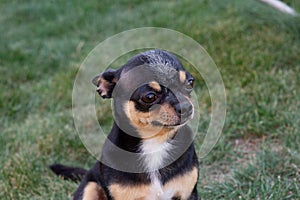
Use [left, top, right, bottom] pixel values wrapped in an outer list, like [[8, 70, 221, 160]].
[[0, 0, 299, 199]]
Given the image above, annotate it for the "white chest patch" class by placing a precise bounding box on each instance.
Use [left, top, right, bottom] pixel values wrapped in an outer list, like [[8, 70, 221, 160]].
[[140, 139, 173, 172], [145, 172, 175, 200], [140, 139, 175, 199]]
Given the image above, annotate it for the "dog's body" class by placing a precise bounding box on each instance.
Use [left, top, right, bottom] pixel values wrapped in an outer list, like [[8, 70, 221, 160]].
[[51, 49, 199, 200]]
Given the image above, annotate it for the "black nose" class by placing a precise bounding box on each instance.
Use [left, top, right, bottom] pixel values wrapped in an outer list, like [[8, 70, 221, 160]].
[[174, 102, 193, 118]]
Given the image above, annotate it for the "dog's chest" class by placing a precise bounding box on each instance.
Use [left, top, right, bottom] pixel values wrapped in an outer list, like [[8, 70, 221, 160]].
[[108, 168, 198, 200], [108, 140, 198, 200], [140, 139, 173, 171]]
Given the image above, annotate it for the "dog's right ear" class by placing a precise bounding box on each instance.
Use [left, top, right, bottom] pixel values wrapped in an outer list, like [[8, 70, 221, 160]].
[[92, 68, 118, 98]]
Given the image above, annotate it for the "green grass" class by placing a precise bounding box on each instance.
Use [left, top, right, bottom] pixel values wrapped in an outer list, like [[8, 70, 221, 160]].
[[1, 0, 300, 199]]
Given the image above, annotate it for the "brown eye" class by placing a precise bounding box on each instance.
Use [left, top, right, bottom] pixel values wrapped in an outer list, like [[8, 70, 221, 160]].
[[141, 92, 158, 103], [186, 78, 194, 89]]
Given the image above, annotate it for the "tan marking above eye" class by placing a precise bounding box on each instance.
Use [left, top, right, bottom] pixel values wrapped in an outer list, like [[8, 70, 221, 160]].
[[148, 81, 161, 92], [179, 71, 186, 83]]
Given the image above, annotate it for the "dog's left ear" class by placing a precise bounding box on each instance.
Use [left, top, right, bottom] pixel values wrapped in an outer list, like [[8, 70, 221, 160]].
[[92, 68, 118, 98]]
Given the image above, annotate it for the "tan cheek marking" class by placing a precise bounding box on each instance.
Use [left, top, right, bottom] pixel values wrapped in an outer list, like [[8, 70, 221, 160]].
[[179, 71, 186, 83], [82, 182, 108, 200], [124, 101, 179, 127], [123, 101, 179, 139], [109, 184, 150, 200], [124, 101, 150, 126], [149, 81, 161, 91], [163, 167, 198, 199], [123, 101, 156, 138]]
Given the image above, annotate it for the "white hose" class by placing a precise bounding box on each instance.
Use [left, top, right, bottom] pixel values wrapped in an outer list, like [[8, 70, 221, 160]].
[[258, 0, 297, 16]]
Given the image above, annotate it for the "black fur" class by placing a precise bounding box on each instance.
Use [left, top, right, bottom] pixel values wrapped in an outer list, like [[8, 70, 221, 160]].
[[49, 164, 87, 182]]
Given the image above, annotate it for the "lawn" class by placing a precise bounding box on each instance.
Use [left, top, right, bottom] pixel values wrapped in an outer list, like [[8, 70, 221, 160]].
[[0, 0, 300, 199]]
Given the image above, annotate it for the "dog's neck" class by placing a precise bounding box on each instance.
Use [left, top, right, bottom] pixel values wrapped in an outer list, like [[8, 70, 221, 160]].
[[140, 136, 174, 171], [103, 122, 192, 174], [108, 122, 177, 154]]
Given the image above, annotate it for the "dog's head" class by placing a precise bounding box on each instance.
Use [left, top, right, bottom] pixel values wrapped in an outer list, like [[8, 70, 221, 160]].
[[92, 49, 194, 139]]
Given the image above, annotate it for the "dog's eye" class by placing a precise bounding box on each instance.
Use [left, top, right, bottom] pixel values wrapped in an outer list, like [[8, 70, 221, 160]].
[[186, 78, 194, 90], [141, 92, 158, 104]]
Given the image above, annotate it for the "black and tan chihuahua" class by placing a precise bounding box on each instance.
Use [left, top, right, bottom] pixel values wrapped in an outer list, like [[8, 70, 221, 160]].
[[50, 49, 199, 200]]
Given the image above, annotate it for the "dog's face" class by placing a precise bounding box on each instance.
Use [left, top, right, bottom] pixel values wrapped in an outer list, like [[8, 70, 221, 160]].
[[92, 50, 194, 139]]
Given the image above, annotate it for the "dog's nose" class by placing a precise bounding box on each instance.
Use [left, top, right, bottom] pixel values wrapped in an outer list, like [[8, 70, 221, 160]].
[[174, 102, 193, 118]]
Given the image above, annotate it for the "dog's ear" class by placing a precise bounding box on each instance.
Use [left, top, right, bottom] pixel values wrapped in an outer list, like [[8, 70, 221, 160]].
[[92, 68, 118, 98]]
